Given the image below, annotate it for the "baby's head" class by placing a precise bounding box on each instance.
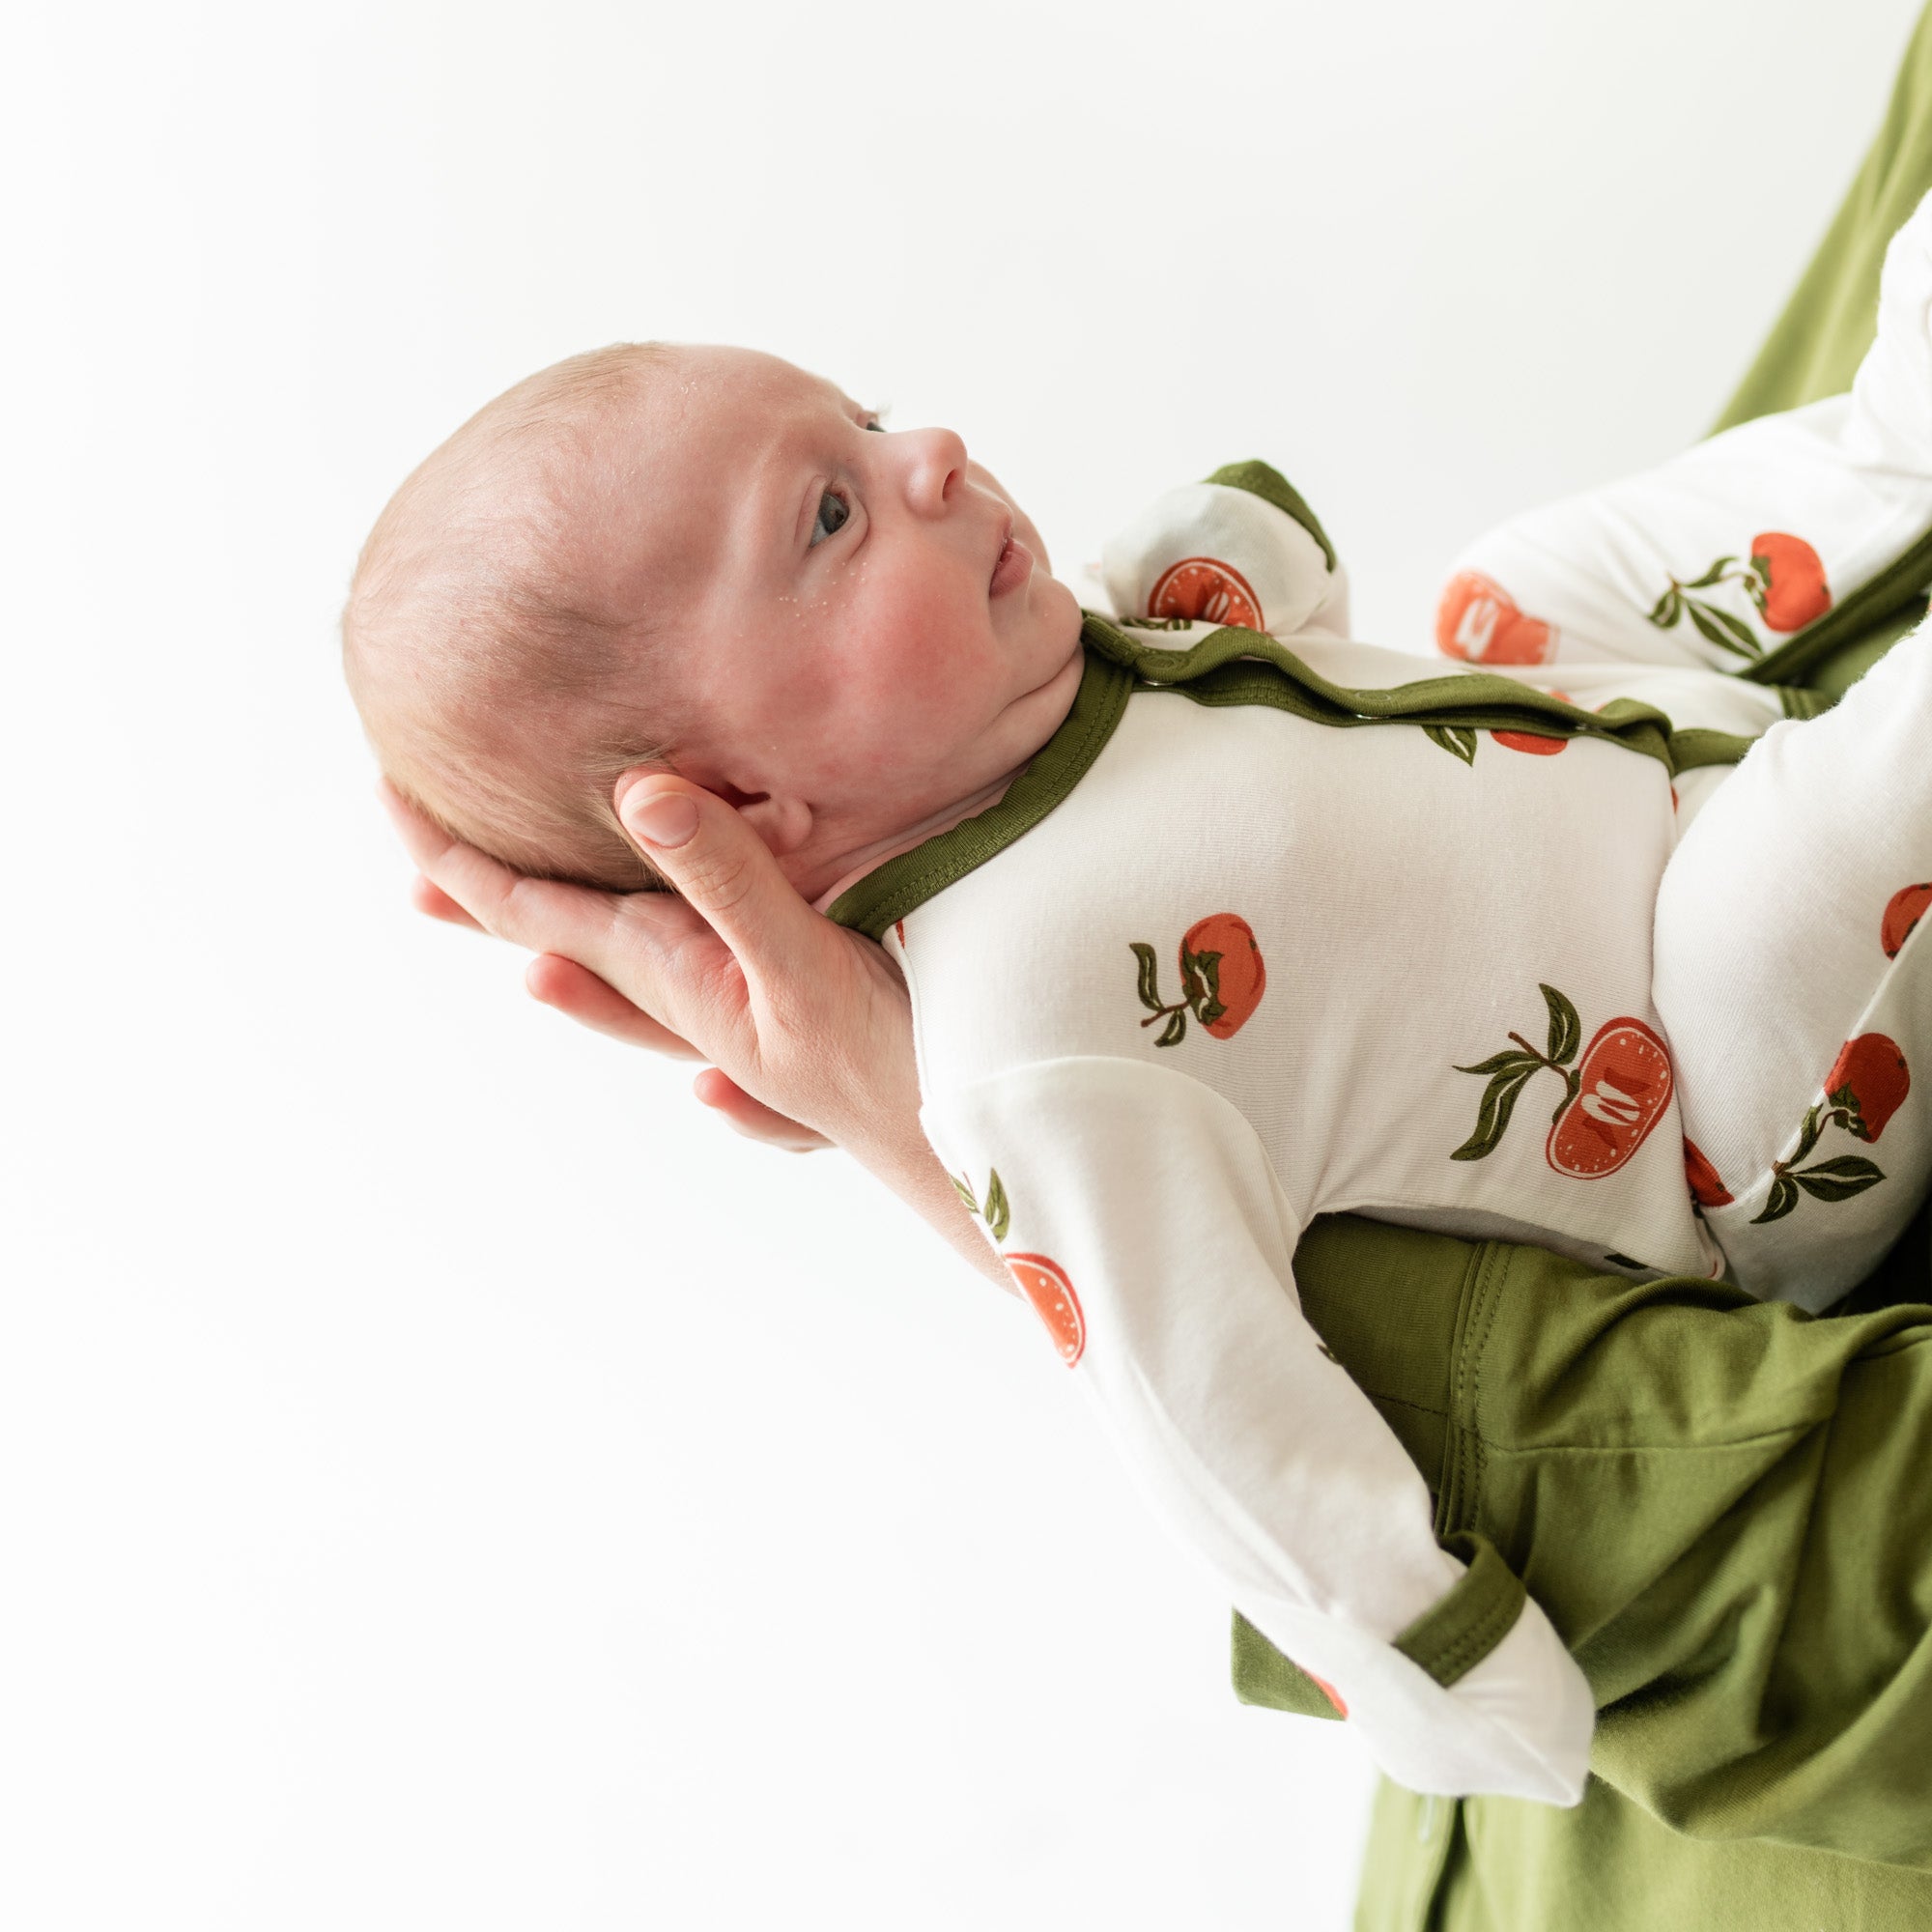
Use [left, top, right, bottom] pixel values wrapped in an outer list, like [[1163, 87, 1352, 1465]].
[[343, 343, 1086, 897]]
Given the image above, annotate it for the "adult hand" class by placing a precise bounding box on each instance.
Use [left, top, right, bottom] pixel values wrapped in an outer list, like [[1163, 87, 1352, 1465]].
[[380, 776, 1009, 1288]]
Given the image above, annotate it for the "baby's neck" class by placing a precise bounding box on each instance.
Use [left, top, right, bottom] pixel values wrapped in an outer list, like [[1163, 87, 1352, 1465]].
[[804, 771, 1022, 916]]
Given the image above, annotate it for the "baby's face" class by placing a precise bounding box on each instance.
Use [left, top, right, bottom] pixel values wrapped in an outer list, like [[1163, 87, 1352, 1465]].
[[603, 346, 1086, 891]]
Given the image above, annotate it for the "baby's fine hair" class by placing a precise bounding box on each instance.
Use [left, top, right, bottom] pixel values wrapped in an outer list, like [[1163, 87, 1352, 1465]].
[[342, 341, 682, 892]]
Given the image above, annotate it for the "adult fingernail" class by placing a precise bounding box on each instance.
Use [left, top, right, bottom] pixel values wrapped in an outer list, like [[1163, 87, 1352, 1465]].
[[624, 790, 699, 849]]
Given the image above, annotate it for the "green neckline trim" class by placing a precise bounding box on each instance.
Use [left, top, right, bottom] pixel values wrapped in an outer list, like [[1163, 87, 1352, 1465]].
[[825, 611, 1755, 940], [824, 631, 1133, 940], [1084, 612, 1752, 773]]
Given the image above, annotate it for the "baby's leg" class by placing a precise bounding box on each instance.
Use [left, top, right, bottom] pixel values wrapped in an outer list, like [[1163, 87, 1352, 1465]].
[[1653, 626, 1932, 1308], [1436, 187, 1932, 673]]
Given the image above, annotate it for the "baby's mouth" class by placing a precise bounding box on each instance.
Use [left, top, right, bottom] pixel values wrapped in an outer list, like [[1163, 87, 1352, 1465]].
[[989, 514, 1033, 598]]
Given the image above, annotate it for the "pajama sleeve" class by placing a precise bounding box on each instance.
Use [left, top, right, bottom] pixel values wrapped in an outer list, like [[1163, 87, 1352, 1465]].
[[924, 1054, 1594, 1805], [1098, 462, 1352, 640], [1435, 186, 1932, 676]]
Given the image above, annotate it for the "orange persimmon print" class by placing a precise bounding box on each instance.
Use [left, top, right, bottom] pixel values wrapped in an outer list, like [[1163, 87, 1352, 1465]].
[[1131, 914, 1267, 1046], [1647, 532, 1831, 659]]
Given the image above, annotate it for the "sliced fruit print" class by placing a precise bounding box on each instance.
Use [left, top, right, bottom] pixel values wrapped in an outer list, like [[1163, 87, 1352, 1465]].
[[1451, 984, 1672, 1178], [1883, 882, 1932, 959], [1435, 571, 1554, 666], [1493, 689, 1573, 756], [1007, 1253, 1086, 1365], [1646, 533, 1830, 661], [951, 1167, 1010, 1243], [1147, 555, 1264, 631], [1131, 913, 1266, 1047], [1683, 1138, 1734, 1208], [1752, 1034, 1908, 1224]]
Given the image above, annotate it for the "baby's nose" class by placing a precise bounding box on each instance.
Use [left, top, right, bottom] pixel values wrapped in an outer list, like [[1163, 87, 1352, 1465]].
[[904, 426, 970, 515]]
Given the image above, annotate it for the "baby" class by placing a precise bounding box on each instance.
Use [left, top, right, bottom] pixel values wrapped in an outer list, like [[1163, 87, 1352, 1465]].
[[345, 201, 1932, 1805]]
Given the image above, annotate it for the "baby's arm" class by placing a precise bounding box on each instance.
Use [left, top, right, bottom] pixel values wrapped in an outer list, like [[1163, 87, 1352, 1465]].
[[1435, 186, 1932, 676], [1098, 462, 1351, 640], [925, 1055, 1592, 1804]]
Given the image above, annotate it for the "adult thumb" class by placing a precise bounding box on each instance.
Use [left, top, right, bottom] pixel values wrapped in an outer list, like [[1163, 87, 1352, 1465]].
[[616, 774, 820, 980]]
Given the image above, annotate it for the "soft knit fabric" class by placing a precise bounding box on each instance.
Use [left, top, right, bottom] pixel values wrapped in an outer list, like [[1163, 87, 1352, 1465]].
[[825, 186, 1932, 1807]]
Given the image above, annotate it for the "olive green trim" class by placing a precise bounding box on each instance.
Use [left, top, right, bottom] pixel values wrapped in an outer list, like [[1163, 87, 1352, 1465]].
[[1204, 459, 1338, 572], [830, 613, 1758, 937], [1776, 684, 1831, 721], [823, 643, 1132, 939], [1740, 523, 1932, 686], [1085, 612, 1742, 780], [1393, 1532, 1528, 1690], [1230, 1611, 1346, 1721]]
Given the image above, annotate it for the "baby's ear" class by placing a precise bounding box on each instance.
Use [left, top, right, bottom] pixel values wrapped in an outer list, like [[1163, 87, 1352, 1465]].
[[732, 791, 814, 859]]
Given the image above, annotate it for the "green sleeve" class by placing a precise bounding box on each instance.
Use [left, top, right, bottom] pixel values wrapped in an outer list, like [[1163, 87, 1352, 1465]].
[[1238, 1211, 1932, 1872], [1714, 1, 1932, 433]]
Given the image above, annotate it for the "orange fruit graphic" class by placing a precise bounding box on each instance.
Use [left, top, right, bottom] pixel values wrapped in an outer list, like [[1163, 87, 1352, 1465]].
[[1750, 532, 1831, 633], [1826, 1034, 1911, 1143], [1007, 1252, 1086, 1365], [1882, 883, 1932, 959], [1183, 913, 1267, 1039], [1147, 555, 1264, 631], [1548, 1020, 1673, 1178], [1683, 1137, 1733, 1208], [1435, 571, 1554, 666]]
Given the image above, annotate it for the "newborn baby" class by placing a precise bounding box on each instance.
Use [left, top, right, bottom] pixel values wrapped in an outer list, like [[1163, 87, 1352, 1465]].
[[345, 199, 1932, 1804]]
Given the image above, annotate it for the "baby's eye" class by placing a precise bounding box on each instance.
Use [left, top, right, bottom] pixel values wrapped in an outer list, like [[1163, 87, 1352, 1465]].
[[810, 487, 851, 549]]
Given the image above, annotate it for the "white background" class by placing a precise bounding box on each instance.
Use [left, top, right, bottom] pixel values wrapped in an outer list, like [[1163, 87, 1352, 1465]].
[[4, 2, 1921, 1926]]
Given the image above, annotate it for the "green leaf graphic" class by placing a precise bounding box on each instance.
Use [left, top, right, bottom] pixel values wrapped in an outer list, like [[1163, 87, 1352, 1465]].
[[984, 1168, 1010, 1242], [1455, 1050, 1543, 1077], [1682, 555, 1737, 590], [1540, 983, 1581, 1065], [951, 1173, 980, 1214], [1156, 1010, 1187, 1048], [1686, 598, 1762, 659], [1179, 951, 1205, 1010], [1425, 724, 1478, 766], [1752, 1175, 1802, 1224], [1647, 586, 1682, 628], [1130, 942, 1161, 1011], [1792, 1155, 1885, 1203], [1451, 1062, 1539, 1161]]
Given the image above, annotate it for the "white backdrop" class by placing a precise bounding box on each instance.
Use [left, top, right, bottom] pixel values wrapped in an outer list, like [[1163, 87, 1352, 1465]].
[[5, 2, 1921, 1926]]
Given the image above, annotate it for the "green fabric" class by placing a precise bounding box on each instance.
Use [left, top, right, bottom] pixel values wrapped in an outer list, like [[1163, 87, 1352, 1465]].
[[1390, 1532, 1525, 1691], [1265, 1209, 1932, 1927], [826, 611, 1753, 938], [1084, 613, 1754, 775]]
